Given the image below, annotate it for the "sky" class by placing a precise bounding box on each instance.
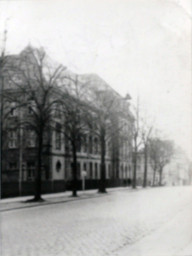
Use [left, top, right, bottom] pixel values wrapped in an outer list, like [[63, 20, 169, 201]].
[[0, 0, 191, 158]]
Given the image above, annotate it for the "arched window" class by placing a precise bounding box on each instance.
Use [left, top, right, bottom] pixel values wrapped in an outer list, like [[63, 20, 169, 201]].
[[55, 123, 61, 150], [89, 162, 93, 179], [121, 165, 124, 179], [89, 136, 92, 154], [77, 136, 81, 152], [56, 160, 61, 172], [94, 137, 98, 154], [125, 166, 128, 179], [10, 102, 18, 116], [95, 163, 98, 179]]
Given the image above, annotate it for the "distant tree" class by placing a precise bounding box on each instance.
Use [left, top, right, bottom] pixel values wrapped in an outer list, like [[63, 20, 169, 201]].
[[149, 138, 174, 186], [131, 99, 143, 189], [3, 46, 65, 201], [131, 99, 155, 188], [86, 87, 125, 193], [141, 124, 153, 188], [148, 138, 159, 186]]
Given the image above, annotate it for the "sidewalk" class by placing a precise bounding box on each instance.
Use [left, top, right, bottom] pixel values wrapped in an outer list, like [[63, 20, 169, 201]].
[[0, 187, 131, 212]]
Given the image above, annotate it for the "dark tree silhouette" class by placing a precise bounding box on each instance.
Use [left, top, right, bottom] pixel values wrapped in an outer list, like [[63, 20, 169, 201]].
[[3, 46, 65, 201], [86, 86, 127, 193], [59, 74, 89, 197]]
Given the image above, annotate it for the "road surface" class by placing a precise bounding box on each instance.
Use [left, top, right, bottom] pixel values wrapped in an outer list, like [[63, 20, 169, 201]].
[[1, 186, 192, 256]]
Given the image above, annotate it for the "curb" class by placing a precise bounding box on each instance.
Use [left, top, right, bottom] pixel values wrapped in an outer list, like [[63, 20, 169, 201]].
[[0, 187, 133, 212]]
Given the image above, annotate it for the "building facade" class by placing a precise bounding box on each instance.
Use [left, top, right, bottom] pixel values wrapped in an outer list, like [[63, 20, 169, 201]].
[[1, 47, 134, 197]]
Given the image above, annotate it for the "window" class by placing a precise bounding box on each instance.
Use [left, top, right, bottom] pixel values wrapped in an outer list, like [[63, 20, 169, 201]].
[[95, 163, 98, 179], [77, 136, 81, 152], [83, 162, 87, 171], [9, 162, 17, 171], [89, 136, 92, 154], [82, 135, 87, 153], [89, 162, 93, 179], [65, 136, 70, 153], [55, 123, 61, 150], [27, 161, 35, 180], [107, 141, 110, 156], [125, 166, 128, 179], [121, 143, 124, 157], [28, 100, 36, 115], [8, 130, 17, 148], [116, 168, 119, 179], [129, 165, 131, 178], [121, 165, 124, 179], [94, 137, 98, 154], [27, 130, 36, 147], [56, 161, 62, 172], [54, 103, 61, 118], [10, 102, 17, 116]]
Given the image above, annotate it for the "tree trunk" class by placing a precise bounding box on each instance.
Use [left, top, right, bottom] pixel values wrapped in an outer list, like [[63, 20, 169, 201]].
[[72, 142, 78, 197], [132, 152, 137, 189], [143, 145, 148, 188], [98, 130, 106, 193], [159, 167, 163, 186], [152, 168, 156, 186], [34, 132, 43, 201]]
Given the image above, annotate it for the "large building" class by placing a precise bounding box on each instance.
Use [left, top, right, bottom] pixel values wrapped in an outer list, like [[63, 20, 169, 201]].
[[1, 46, 134, 197]]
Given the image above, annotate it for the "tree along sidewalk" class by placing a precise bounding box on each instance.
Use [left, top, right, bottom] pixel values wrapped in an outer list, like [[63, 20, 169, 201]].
[[0, 187, 132, 212]]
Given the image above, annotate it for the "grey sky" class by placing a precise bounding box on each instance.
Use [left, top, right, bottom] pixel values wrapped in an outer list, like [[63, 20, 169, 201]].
[[0, 0, 191, 158]]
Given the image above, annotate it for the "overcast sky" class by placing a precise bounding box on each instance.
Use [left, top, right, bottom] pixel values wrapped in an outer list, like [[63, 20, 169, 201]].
[[0, 0, 191, 158]]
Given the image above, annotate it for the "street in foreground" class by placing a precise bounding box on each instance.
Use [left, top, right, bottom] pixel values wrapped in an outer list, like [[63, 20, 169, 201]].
[[1, 186, 192, 256]]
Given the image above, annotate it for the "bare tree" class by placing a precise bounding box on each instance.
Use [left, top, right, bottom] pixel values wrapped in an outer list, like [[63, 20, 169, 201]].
[[149, 138, 174, 186], [148, 138, 159, 186], [3, 46, 65, 201], [141, 124, 153, 188], [86, 87, 124, 193], [59, 74, 89, 197], [131, 98, 143, 189]]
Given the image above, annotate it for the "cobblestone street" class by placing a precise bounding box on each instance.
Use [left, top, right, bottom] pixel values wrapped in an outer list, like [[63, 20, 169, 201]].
[[1, 186, 192, 256]]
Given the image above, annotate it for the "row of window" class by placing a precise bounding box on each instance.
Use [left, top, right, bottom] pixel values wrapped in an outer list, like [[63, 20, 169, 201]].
[[65, 161, 103, 180], [8, 160, 131, 181], [8, 101, 36, 117], [66, 161, 131, 180], [80, 162, 104, 179], [7, 161, 50, 180], [8, 127, 111, 156], [8, 102, 63, 118], [7, 161, 35, 180], [8, 130, 36, 148], [65, 135, 111, 155]]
